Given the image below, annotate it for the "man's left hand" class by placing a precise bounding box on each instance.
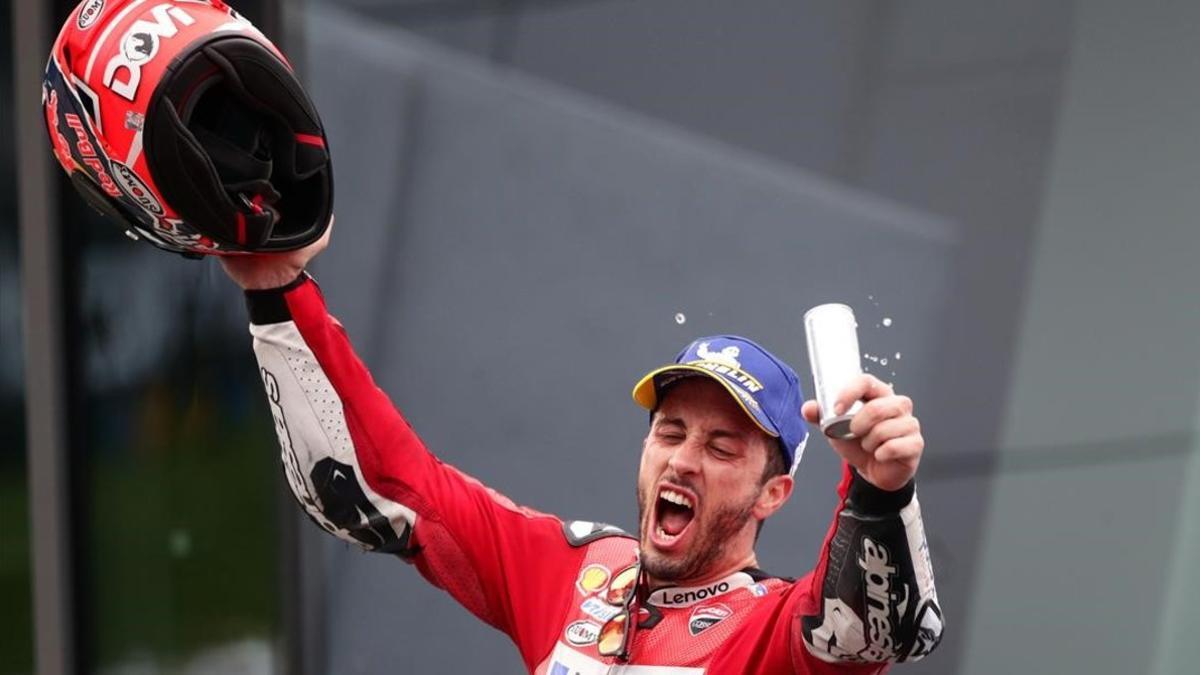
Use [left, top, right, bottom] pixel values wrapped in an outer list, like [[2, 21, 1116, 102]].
[[801, 374, 923, 492]]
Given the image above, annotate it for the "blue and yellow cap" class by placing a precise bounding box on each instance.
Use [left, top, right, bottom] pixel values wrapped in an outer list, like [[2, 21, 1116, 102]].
[[632, 335, 809, 475]]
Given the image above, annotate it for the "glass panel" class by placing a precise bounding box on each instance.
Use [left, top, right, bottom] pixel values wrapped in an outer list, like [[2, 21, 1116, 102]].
[[73, 243, 283, 672], [48, 1, 285, 672], [0, 6, 31, 674]]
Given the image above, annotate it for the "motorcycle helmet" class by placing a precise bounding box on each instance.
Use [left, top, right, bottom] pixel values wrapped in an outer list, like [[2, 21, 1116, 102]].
[[43, 0, 333, 256]]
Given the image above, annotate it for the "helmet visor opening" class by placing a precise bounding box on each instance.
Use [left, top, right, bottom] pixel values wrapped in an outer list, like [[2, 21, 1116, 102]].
[[187, 77, 330, 245]]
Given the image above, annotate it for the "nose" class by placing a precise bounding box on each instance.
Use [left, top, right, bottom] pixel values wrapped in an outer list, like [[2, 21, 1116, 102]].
[[666, 437, 703, 477]]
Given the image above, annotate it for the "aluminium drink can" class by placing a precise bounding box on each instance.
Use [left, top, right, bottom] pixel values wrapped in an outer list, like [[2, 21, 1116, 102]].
[[803, 303, 864, 440]]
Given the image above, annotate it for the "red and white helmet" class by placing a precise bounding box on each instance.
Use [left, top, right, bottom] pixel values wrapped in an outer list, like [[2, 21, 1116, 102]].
[[44, 0, 333, 257]]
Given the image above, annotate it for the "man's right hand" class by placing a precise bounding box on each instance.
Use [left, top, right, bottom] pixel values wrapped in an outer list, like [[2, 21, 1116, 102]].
[[219, 216, 333, 290]]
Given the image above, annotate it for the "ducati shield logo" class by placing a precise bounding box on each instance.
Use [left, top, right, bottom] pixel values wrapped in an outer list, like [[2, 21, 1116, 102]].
[[688, 603, 732, 636], [77, 0, 105, 30]]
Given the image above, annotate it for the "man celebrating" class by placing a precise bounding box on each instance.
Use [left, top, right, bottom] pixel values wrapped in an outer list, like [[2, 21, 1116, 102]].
[[222, 229, 943, 674], [44, 5, 940, 665]]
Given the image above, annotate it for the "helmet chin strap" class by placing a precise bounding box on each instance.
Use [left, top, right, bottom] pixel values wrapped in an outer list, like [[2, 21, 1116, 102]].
[[189, 103, 282, 229], [238, 192, 280, 229]]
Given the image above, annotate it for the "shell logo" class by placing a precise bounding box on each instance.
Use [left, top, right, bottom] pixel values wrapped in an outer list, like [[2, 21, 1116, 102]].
[[576, 564, 611, 596]]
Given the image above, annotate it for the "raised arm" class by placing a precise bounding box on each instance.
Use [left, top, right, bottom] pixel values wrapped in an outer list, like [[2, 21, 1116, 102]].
[[797, 466, 943, 666], [796, 376, 944, 667], [221, 235, 581, 669]]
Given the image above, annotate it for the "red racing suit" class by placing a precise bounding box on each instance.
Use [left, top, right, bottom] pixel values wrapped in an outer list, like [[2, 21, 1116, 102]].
[[246, 275, 944, 674]]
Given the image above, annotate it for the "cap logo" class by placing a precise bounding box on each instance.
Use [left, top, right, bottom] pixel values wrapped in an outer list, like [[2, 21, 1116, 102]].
[[687, 342, 764, 394], [696, 343, 742, 369]]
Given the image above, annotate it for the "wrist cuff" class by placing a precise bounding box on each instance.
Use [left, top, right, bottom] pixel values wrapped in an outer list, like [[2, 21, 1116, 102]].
[[846, 469, 915, 515], [245, 272, 310, 325]]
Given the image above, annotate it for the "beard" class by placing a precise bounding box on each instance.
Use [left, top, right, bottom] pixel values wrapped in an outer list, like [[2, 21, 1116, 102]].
[[636, 483, 758, 583]]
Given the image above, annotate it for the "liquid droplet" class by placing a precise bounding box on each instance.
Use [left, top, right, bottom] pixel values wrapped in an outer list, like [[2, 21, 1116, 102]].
[[894, 352, 902, 360], [168, 529, 192, 558], [674, 313, 686, 325], [880, 358, 888, 366], [867, 295, 874, 301], [881, 317, 893, 327]]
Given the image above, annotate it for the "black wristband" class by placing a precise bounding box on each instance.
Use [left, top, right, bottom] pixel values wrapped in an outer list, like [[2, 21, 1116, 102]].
[[846, 469, 915, 515], [244, 272, 309, 325]]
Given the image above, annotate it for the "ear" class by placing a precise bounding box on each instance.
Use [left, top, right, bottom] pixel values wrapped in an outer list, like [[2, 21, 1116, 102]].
[[753, 474, 794, 521]]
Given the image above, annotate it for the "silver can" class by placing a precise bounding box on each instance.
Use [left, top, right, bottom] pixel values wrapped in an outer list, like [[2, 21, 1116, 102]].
[[804, 303, 864, 439]]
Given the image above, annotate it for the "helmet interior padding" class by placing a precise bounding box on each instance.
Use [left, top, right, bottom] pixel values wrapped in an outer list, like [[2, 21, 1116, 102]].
[[145, 35, 332, 250]]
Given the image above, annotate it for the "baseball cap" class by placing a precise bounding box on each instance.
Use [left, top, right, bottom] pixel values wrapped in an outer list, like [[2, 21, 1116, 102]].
[[632, 335, 809, 476]]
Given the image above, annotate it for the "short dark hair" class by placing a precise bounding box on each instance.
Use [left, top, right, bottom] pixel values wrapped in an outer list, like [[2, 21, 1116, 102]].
[[754, 439, 789, 540], [760, 439, 789, 484]]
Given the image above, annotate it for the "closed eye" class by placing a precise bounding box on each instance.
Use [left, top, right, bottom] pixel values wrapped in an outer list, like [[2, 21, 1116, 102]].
[[709, 444, 736, 459]]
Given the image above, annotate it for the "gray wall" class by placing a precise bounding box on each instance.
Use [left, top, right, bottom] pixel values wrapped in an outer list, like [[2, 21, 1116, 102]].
[[302, 7, 958, 673], [964, 1, 1200, 673]]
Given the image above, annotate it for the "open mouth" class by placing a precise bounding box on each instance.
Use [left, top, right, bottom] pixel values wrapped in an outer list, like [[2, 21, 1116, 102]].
[[652, 484, 697, 548]]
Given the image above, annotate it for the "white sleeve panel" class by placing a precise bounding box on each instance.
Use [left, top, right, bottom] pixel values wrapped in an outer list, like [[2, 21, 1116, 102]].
[[252, 320, 418, 553]]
